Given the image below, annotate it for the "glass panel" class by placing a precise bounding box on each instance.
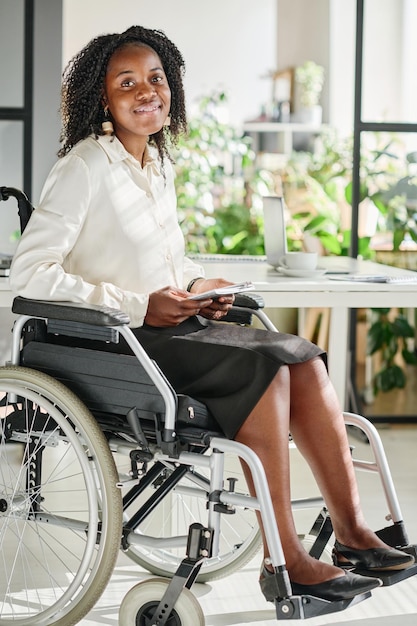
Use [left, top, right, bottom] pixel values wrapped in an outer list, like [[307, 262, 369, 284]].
[[357, 131, 417, 263], [0, 121, 23, 255], [362, 0, 417, 124], [0, 0, 25, 107]]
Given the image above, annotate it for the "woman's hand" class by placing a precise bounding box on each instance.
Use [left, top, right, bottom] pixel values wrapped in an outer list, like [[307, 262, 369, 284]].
[[144, 286, 213, 327], [188, 278, 235, 321], [144, 278, 235, 327]]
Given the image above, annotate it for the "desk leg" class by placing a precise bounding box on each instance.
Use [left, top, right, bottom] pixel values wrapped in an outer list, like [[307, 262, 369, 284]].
[[328, 306, 349, 411], [282, 130, 293, 155]]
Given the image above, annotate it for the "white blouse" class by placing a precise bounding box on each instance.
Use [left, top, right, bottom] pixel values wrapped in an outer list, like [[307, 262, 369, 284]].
[[9, 135, 204, 327]]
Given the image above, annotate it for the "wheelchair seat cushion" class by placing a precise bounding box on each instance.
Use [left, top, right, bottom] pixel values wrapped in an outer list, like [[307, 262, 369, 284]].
[[20, 341, 220, 432]]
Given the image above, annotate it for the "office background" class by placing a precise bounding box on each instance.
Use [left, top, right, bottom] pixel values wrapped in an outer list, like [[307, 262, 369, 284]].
[[1, 0, 415, 254]]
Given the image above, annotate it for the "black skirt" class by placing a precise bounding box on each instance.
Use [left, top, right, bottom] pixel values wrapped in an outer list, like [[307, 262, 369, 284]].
[[132, 316, 326, 439]]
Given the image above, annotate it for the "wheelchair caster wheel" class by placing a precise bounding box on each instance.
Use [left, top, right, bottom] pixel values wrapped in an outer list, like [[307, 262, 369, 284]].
[[119, 577, 205, 625]]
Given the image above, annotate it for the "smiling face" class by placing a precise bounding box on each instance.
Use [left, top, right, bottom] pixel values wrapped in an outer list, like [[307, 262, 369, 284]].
[[103, 43, 171, 160]]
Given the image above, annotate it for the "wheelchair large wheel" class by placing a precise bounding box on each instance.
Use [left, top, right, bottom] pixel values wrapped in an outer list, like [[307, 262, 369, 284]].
[[117, 452, 262, 583], [0, 366, 122, 626], [119, 578, 204, 626]]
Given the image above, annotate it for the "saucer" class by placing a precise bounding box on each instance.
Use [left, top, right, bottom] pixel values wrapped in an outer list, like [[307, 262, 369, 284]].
[[278, 267, 327, 278]]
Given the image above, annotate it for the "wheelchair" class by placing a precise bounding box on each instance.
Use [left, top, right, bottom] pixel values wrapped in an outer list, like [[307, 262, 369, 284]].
[[1, 186, 416, 625]]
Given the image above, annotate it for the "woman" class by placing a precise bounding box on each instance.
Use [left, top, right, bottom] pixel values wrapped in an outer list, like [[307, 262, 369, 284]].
[[9, 25, 414, 603]]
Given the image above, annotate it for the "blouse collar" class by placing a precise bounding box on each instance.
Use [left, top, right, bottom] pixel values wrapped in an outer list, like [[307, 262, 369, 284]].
[[95, 134, 161, 175]]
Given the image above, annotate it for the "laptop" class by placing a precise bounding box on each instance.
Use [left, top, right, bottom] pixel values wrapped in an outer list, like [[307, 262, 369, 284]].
[[262, 196, 288, 268]]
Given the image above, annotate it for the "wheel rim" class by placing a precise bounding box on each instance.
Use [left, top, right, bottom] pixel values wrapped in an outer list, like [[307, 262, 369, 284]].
[[0, 368, 122, 625], [135, 600, 181, 626]]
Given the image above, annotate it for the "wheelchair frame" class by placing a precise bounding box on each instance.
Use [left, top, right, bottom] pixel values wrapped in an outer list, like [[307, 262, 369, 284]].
[[1, 186, 416, 625], [1, 297, 416, 625]]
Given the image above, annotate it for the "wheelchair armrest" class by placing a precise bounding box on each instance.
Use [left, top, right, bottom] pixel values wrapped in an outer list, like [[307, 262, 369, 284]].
[[12, 296, 130, 327], [222, 292, 265, 325], [233, 292, 264, 310]]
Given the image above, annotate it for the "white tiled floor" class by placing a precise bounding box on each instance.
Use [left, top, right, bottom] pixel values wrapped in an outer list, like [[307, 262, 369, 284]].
[[82, 424, 417, 626]]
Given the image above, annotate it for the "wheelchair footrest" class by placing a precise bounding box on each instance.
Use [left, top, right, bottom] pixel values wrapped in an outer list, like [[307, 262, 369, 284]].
[[350, 560, 417, 587], [275, 591, 371, 620], [344, 543, 417, 587]]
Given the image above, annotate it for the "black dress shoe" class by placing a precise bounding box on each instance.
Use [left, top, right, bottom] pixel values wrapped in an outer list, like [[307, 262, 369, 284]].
[[260, 566, 381, 603], [333, 540, 415, 572]]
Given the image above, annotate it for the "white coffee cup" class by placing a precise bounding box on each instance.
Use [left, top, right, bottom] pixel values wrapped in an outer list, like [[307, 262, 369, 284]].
[[278, 251, 318, 271]]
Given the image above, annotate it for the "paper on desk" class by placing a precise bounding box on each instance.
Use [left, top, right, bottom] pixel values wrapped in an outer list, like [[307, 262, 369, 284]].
[[328, 274, 417, 283]]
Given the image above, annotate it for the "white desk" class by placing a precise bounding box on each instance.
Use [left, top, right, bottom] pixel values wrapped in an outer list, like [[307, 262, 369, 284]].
[[1, 257, 417, 410], [197, 256, 417, 411]]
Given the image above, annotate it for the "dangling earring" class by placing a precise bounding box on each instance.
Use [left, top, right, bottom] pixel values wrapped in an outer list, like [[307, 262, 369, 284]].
[[102, 106, 114, 135], [164, 114, 171, 127]]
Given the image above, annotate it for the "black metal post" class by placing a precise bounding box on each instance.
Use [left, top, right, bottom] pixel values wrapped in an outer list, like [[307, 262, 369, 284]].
[[23, 0, 34, 198]]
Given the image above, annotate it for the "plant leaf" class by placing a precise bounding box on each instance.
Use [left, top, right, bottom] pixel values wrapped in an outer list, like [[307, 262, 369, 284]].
[[393, 228, 406, 251], [402, 348, 417, 365], [392, 364, 406, 388], [370, 308, 391, 315], [374, 364, 406, 392], [367, 322, 385, 354], [392, 315, 415, 338], [316, 232, 342, 254], [304, 215, 327, 230]]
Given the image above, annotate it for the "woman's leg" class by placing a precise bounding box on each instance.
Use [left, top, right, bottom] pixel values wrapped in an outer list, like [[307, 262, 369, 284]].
[[235, 363, 345, 584], [288, 356, 388, 550], [234, 356, 400, 586]]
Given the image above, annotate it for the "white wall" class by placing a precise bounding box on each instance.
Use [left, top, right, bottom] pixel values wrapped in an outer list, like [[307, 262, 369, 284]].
[[329, 0, 356, 135], [402, 0, 417, 125], [277, 0, 331, 120], [62, 0, 277, 127]]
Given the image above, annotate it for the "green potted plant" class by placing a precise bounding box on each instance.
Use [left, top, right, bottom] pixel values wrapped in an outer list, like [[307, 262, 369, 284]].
[[367, 308, 417, 393], [173, 91, 273, 255], [294, 60, 325, 125]]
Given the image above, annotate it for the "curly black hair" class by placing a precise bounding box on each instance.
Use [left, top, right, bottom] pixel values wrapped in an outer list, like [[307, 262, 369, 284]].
[[58, 25, 187, 161]]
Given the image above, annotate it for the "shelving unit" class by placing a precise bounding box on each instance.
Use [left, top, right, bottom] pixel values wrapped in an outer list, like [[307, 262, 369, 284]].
[[242, 121, 326, 157]]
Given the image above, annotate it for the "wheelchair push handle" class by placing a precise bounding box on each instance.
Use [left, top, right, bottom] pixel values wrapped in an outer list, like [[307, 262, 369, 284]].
[[0, 186, 34, 233]]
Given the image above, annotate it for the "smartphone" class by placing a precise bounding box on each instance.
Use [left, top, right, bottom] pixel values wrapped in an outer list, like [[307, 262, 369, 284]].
[[188, 281, 254, 301]]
